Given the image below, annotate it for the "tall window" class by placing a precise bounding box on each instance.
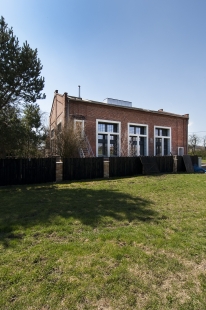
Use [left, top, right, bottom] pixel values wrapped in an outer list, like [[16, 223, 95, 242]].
[[128, 124, 148, 156], [155, 127, 171, 155], [97, 120, 120, 157]]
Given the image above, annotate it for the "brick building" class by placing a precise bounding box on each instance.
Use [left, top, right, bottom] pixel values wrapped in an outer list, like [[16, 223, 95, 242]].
[[50, 91, 189, 157]]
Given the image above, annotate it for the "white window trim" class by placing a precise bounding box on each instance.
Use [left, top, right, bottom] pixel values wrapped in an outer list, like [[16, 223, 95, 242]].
[[127, 123, 148, 156], [178, 147, 184, 156], [96, 119, 121, 157], [154, 126, 172, 156]]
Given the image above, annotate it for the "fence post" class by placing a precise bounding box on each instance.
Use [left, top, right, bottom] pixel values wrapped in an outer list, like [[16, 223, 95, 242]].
[[173, 155, 178, 173], [104, 159, 109, 178], [56, 160, 63, 182], [198, 157, 202, 167]]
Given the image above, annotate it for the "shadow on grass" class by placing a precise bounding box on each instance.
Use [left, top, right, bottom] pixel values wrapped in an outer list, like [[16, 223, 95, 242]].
[[0, 181, 159, 246]]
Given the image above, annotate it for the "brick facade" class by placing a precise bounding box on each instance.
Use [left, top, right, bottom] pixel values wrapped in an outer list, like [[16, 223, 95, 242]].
[[50, 91, 189, 157]]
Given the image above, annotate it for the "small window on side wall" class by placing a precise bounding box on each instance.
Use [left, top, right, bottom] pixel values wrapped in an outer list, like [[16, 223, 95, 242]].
[[178, 147, 184, 156]]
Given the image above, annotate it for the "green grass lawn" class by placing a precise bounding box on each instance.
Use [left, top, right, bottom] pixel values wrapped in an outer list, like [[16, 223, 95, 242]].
[[1, 174, 206, 310]]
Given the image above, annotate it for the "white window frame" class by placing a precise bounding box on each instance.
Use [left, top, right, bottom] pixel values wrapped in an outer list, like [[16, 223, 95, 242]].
[[128, 123, 148, 156], [96, 119, 121, 157], [178, 147, 184, 156], [154, 126, 171, 156]]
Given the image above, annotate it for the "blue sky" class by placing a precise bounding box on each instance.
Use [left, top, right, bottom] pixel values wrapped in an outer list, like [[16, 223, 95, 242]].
[[1, 0, 206, 140]]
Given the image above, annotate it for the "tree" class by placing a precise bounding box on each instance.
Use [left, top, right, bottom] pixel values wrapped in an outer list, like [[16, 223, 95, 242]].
[[202, 136, 206, 151], [0, 105, 24, 157], [51, 123, 82, 158], [0, 16, 45, 110], [0, 16, 46, 158], [188, 134, 201, 154], [0, 104, 47, 158], [20, 104, 47, 157]]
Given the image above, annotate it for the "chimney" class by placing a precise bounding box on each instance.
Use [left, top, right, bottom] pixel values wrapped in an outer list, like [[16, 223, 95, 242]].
[[158, 109, 163, 112], [78, 85, 81, 98], [55, 90, 58, 94]]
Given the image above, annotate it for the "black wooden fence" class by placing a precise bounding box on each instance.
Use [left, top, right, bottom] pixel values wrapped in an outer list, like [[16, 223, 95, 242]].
[[0, 158, 56, 186], [0, 155, 200, 186], [156, 156, 173, 173], [109, 155, 198, 177], [190, 155, 198, 166], [63, 158, 104, 180], [109, 157, 142, 177]]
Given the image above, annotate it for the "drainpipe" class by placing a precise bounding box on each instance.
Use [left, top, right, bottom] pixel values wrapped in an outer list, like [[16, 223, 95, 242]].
[[64, 92, 68, 127]]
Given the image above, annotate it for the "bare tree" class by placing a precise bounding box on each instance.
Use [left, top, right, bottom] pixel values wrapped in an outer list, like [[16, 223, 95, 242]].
[[51, 122, 81, 158], [120, 130, 129, 157], [188, 134, 201, 154], [120, 130, 137, 157], [202, 136, 206, 151]]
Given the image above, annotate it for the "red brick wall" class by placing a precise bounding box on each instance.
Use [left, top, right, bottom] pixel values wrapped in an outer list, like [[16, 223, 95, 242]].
[[49, 95, 188, 156], [68, 99, 188, 156], [50, 93, 66, 129]]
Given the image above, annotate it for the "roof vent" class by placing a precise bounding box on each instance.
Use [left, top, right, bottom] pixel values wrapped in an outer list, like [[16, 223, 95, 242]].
[[103, 98, 132, 107]]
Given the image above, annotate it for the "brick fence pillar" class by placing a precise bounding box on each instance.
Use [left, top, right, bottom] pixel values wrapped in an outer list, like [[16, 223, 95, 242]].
[[173, 155, 178, 173], [104, 160, 109, 178], [56, 162, 63, 182]]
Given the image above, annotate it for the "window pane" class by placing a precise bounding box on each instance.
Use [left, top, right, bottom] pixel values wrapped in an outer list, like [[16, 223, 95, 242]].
[[139, 137, 146, 156], [140, 126, 145, 135], [129, 136, 137, 156], [98, 123, 106, 132], [129, 126, 135, 134], [155, 128, 161, 136], [107, 124, 117, 132], [156, 138, 162, 155], [98, 134, 107, 156], [164, 138, 169, 155], [155, 128, 169, 137], [162, 129, 168, 136], [110, 135, 118, 156], [98, 122, 118, 133], [130, 125, 145, 135]]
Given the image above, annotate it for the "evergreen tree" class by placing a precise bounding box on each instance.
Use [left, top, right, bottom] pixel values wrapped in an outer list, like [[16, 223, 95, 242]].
[[0, 16, 45, 110], [0, 105, 24, 157], [0, 16, 46, 158], [21, 104, 47, 158], [0, 104, 47, 158]]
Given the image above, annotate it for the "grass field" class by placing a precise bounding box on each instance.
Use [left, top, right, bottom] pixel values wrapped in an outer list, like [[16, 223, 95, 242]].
[[1, 174, 206, 310]]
